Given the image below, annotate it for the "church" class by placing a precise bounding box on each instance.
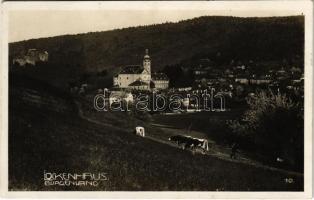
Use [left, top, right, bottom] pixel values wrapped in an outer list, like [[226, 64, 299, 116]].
[[113, 49, 169, 90]]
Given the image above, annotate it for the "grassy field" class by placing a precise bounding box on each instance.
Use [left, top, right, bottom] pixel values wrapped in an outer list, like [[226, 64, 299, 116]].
[[151, 106, 302, 171], [9, 78, 303, 191], [151, 109, 246, 145]]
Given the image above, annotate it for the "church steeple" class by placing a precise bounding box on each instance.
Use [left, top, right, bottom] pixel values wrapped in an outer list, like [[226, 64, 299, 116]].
[[143, 49, 151, 74]]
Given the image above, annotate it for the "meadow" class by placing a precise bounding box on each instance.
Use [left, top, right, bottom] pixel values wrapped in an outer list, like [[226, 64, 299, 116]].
[[9, 76, 303, 191]]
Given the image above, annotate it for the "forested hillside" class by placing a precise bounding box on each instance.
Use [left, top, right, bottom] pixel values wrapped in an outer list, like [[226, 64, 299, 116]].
[[9, 16, 304, 87]]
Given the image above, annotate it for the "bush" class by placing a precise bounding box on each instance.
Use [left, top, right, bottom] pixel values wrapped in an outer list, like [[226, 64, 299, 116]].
[[227, 91, 303, 171]]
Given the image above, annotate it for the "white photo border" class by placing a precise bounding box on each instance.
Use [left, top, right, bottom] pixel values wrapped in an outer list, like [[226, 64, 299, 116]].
[[0, 1, 312, 199]]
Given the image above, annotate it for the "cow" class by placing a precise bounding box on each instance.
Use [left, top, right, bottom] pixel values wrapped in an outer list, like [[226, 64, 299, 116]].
[[187, 137, 209, 152], [169, 135, 187, 146], [135, 126, 145, 137], [185, 136, 203, 149], [169, 135, 209, 152]]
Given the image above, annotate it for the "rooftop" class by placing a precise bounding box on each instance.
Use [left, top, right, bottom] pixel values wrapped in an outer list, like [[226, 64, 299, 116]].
[[152, 72, 169, 80], [129, 79, 149, 86]]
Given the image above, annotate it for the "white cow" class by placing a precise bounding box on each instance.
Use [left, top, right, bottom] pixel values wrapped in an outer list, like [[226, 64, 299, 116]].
[[192, 138, 209, 152], [135, 126, 145, 137]]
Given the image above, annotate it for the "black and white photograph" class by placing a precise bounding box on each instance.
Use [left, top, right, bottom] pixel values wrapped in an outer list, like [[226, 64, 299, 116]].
[[0, 1, 312, 198]]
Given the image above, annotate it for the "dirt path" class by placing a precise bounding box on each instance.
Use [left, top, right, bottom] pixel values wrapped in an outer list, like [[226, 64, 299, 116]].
[[75, 100, 303, 178]]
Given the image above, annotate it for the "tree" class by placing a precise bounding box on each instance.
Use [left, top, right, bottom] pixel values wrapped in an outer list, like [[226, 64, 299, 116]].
[[227, 91, 303, 171]]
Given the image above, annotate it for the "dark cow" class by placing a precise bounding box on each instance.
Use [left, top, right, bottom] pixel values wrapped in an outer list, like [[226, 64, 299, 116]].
[[169, 135, 203, 150], [185, 137, 203, 149], [169, 135, 187, 146]]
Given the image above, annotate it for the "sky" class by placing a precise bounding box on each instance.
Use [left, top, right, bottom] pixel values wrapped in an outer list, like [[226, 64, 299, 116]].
[[8, 9, 302, 43]]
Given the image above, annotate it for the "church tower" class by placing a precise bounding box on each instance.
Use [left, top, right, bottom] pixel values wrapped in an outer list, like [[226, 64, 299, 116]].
[[143, 49, 151, 74]]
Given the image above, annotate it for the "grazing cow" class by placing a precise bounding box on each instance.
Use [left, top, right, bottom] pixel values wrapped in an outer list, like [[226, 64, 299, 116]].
[[169, 135, 209, 151], [198, 139, 209, 151], [188, 137, 209, 152], [135, 126, 145, 137], [169, 135, 187, 146], [185, 136, 202, 149]]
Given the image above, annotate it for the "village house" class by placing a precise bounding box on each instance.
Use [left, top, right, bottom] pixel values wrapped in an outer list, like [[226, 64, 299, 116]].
[[192, 59, 215, 77], [235, 65, 246, 70], [128, 79, 150, 90], [249, 75, 272, 85], [235, 76, 249, 84], [151, 73, 169, 90], [109, 91, 134, 106], [275, 68, 289, 80], [224, 69, 234, 78], [113, 49, 169, 91], [193, 66, 209, 76]]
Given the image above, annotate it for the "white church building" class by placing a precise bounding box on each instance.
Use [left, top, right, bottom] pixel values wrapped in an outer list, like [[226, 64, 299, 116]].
[[113, 49, 169, 90]]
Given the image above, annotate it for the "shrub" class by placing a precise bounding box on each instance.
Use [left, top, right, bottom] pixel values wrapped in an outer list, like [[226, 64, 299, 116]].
[[227, 91, 303, 171]]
